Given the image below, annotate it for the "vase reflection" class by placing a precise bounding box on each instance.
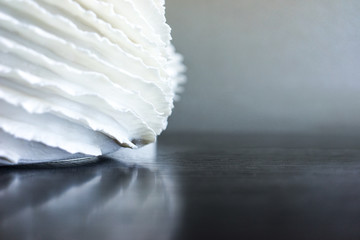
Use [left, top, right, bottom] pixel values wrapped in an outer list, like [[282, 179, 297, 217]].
[[0, 157, 177, 240]]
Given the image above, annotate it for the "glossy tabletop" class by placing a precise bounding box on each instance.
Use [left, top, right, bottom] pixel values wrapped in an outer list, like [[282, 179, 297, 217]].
[[1, 133, 360, 240]]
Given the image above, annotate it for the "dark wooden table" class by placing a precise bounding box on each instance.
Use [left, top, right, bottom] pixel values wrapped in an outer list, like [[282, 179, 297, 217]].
[[1, 133, 360, 240]]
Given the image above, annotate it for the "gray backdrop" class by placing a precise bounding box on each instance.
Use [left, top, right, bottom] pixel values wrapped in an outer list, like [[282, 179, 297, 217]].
[[165, 0, 360, 135]]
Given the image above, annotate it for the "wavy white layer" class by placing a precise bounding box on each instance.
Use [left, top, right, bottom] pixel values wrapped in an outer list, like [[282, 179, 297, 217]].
[[0, 0, 185, 163]]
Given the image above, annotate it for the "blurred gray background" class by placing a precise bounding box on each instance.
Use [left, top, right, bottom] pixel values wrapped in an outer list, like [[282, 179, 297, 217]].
[[165, 0, 360, 135]]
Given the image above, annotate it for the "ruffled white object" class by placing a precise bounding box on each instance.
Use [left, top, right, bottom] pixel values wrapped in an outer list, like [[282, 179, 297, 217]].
[[0, 0, 185, 164]]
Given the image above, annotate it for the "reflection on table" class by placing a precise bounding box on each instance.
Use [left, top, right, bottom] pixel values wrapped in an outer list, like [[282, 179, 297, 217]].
[[0, 157, 178, 240]]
